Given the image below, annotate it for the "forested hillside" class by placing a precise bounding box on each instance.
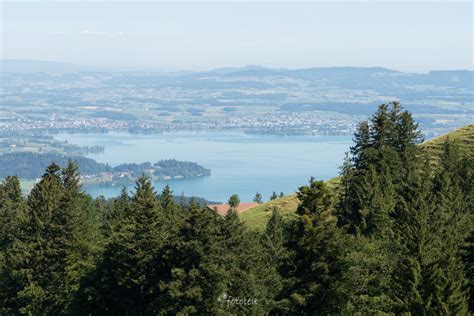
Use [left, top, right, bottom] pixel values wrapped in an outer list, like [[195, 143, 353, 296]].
[[243, 123, 474, 230], [1, 102, 472, 314], [0, 152, 210, 181], [0, 152, 106, 179]]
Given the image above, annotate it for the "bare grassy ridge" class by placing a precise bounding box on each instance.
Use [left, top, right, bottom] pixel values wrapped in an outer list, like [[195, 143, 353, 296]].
[[239, 194, 300, 230], [420, 124, 474, 165], [241, 177, 341, 230], [241, 124, 474, 230]]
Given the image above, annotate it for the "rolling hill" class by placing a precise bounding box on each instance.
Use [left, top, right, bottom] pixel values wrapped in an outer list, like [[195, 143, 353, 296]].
[[239, 194, 300, 230], [240, 177, 341, 230], [421, 123, 474, 163]]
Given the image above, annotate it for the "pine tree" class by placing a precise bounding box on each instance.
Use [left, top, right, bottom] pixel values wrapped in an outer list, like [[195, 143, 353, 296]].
[[100, 186, 129, 237], [370, 103, 392, 152], [335, 153, 358, 231], [350, 120, 371, 170], [253, 192, 263, 203], [334, 103, 463, 314], [394, 109, 423, 154], [83, 176, 166, 314], [423, 141, 470, 314], [276, 179, 347, 314], [355, 165, 396, 236], [129, 176, 166, 313], [5, 162, 94, 314], [159, 184, 181, 226], [219, 209, 269, 314], [392, 141, 470, 314], [0, 176, 26, 314], [464, 231, 474, 311], [334, 237, 396, 314], [16, 163, 65, 314], [391, 152, 433, 314], [296, 179, 334, 217], [0, 176, 25, 252], [338, 102, 420, 237], [260, 208, 286, 309], [228, 193, 240, 209], [458, 155, 474, 310], [262, 208, 286, 263], [154, 204, 227, 314], [60, 161, 98, 313], [270, 191, 278, 201], [392, 106, 423, 192]]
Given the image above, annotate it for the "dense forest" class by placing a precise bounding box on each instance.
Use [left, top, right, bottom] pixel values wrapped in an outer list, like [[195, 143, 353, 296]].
[[0, 153, 210, 180], [0, 102, 472, 315]]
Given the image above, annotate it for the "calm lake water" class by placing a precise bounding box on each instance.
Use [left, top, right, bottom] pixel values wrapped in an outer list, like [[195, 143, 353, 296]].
[[55, 131, 353, 203]]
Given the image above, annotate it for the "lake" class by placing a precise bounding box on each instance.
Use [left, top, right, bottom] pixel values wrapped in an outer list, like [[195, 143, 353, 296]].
[[55, 131, 353, 203]]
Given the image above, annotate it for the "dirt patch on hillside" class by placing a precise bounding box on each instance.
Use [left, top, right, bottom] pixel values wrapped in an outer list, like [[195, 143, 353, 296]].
[[207, 202, 259, 216]]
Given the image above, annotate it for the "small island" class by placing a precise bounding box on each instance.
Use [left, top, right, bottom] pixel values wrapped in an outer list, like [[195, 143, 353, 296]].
[[0, 152, 211, 187]]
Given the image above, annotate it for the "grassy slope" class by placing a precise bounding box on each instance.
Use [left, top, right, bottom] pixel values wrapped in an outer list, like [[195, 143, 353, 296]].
[[241, 177, 341, 231], [240, 194, 300, 230], [242, 124, 474, 231], [420, 124, 474, 163]]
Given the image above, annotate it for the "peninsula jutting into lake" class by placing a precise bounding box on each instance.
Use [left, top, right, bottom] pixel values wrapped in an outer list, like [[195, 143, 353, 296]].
[[0, 152, 211, 187]]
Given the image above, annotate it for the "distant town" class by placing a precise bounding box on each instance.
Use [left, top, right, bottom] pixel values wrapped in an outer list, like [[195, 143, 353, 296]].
[[1, 64, 472, 139]]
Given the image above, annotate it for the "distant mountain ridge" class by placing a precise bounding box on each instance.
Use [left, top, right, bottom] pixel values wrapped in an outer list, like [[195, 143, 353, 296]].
[[2, 59, 472, 93], [3, 60, 471, 98], [1, 59, 472, 78]]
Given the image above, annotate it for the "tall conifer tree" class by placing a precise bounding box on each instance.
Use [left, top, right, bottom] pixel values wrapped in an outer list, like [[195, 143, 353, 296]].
[[0, 176, 26, 314], [276, 179, 346, 314]]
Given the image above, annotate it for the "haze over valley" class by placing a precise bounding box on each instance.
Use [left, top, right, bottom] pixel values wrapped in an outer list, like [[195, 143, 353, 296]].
[[1, 61, 472, 201], [1, 61, 472, 139]]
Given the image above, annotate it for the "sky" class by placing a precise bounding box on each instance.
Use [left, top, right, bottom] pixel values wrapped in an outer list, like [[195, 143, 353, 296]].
[[1, 1, 473, 72]]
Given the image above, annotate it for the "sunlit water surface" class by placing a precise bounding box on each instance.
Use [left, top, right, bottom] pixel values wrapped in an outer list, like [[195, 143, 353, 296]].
[[55, 131, 352, 203]]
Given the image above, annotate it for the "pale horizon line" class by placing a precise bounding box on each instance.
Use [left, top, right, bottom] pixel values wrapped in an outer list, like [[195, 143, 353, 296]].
[[2, 58, 473, 74]]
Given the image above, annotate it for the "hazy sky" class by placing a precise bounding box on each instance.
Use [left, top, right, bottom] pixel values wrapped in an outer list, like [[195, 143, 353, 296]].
[[1, 1, 472, 71]]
